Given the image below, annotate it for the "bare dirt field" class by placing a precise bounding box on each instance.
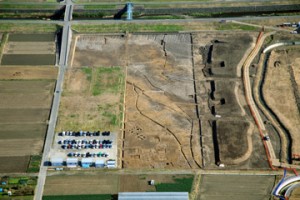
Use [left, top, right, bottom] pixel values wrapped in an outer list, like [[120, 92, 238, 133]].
[[0, 124, 46, 140], [215, 120, 254, 165], [198, 174, 275, 200], [0, 66, 58, 80], [67, 33, 272, 169], [263, 48, 300, 156], [192, 32, 269, 169], [0, 156, 30, 173], [123, 34, 201, 169], [44, 174, 120, 195]]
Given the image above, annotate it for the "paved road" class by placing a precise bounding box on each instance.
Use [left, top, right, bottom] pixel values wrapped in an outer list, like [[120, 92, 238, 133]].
[[34, 1, 73, 200]]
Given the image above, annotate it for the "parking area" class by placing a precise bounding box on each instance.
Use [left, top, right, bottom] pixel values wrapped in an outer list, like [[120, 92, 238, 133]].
[[49, 130, 117, 168]]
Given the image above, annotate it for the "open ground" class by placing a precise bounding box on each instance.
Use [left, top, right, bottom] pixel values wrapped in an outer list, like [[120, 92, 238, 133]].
[[262, 46, 300, 159], [192, 32, 270, 169]]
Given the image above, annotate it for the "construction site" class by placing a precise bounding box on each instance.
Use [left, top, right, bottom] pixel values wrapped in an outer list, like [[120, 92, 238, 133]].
[[1, 0, 300, 199]]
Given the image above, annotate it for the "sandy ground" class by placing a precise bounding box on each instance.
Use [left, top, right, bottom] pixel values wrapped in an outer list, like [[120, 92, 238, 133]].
[[263, 48, 300, 156], [123, 34, 201, 169]]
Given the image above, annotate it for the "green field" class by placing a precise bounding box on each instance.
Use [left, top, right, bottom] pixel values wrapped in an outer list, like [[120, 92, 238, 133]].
[[1, 54, 56, 65], [27, 155, 42, 173], [155, 176, 194, 192], [72, 23, 184, 33], [0, 23, 60, 33], [43, 194, 112, 200], [8, 33, 55, 42]]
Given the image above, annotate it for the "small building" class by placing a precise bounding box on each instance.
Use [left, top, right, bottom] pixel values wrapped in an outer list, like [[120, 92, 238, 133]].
[[66, 158, 78, 168], [50, 157, 63, 167], [107, 160, 116, 168], [118, 192, 189, 200], [81, 158, 93, 168], [95, 159, 105, 168]]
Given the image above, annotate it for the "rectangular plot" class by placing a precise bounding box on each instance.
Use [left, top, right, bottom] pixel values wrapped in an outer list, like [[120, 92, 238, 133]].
[[0, 93, 53, 109], [44, 175, 119, 195], [8, 33, 55, 42], [0, 124, 46, 139], [0, 139, 43, 156], [1, 54, 56, 65], [0, 108, 50, 124], [0, 80, 55, 93], [5, 42, 55, 55], [0, 67, 58, 80], [0, 156, 30, 173], [198, 175, 275, 200]]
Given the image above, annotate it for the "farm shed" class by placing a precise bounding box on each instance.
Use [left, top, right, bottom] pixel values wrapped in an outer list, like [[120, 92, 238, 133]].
[[50, 157, 63, 167], [107, 160, 116, 168], [95, 159, 105, 168], [66, 158, 78, 168], [118, 192, 189, 200], [81, 158, 93, 168]]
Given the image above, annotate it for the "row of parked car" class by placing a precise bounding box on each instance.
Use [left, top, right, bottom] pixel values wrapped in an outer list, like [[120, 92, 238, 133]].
[[61, 143, 112, 150], [59, 139, 113, 145], [58, 131, 111, 137], [67, 152, 109, 158]]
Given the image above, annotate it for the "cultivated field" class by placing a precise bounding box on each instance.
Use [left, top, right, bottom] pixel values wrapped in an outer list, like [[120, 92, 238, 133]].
[[0, 33, 57, 173], [0, 33, 56, 66], [0, 156, 30, 173], [0, 77, 56, 172], [263, 47, 300, 157], [44, 173, 193, 196], [198, 174, 275, 200]]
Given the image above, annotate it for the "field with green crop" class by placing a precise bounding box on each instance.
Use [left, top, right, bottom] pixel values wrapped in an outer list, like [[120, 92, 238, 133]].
[[43, 194, 112, 200]]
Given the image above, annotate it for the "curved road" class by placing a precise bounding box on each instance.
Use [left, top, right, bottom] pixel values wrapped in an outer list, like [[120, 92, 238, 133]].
[[242, 31, 278, 165]]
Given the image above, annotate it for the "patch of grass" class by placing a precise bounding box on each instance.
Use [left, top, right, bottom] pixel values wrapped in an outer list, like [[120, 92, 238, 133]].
[[27, 155, 42, 173], [155, 176, 194, 192], [216, 23, 258, 31], [92, 67, 124, 96], [81, 67, 92, 81], [0, 23, 60, 33], [42, 194, 113, 200], [138, 15, 185, 20], [8, 178, 20, 185], [72, 24, 184, 33], [0, 3, 57, 9]]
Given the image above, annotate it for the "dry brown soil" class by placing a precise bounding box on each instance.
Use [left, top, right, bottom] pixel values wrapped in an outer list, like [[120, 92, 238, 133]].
[[123, 34, 201, 169], [0, 66, 57, 80], [263, 48, 300, 155]]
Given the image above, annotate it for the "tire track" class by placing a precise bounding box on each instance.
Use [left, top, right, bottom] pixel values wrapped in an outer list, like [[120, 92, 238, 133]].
[[128, 81, 193, 169]]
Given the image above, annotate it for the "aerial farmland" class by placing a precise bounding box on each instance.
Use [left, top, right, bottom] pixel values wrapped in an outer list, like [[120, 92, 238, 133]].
[[0, 33, 57, 173], [1, 0, 300, 199]]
